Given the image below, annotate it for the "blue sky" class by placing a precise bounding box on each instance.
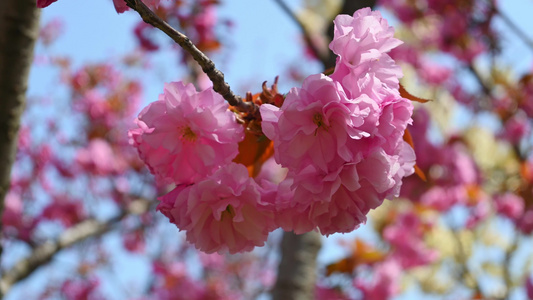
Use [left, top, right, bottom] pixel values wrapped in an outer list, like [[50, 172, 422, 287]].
[[15, 0, 533, 299], [29, 0, 533, 105], [28, 0, 314, 106]]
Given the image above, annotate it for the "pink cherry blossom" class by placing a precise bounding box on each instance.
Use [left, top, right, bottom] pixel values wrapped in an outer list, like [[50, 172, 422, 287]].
[[260, 176, 315, 234], [329, 8, 403, 101], [434, 9, 486, 63], [377, 0, 420, 24], [1, 190, 36, 242], [254, 156, 288, 184], [133, 7, 415, 243], [384, 212, 438, 269], [291, 146, 414, 235], [494, 193, 524, 221], [129, 81, 244, 185], [373, 96, 414, 155], [260, 74, 393, 234], [112, 0, 129, 13], [158, 163, 276, 254], [502, 111, 531, 144], [261, 73, 370, 174], [76, 138, 120, 175], [331, 54, 402, 102], [265, 140, 414, 236], [418, 61, 453, 85], [122, 230, 146, 253], [420, 186, 466, 212], [518, 208, 533, 234], [40, 196, 86, 228], [151, 261, 207, 299], [330, 8, 402, 64], [2, 191, 23, 229], [466, 198, 491, 229], [193, 4, 218, 49], [260, 17, 414, 234], [60, 278, 101, 300], [151, 259, 243, 300], [354, 260, 401, 300], [39, 18, 64, 47], [134, 22, 159, 52], [292, 163, 374, 235], [36, 0, 58, 8], [526, 275, 533, 299], [198, 252, 225, 269], [449, 147, 479, 185], [112, 0, 161, 13]]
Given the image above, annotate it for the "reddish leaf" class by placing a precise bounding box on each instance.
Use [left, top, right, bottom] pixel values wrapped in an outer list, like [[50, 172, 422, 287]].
[[400, 84, 430, 103], [325, 239, 385, 276], [233, 130, 274, 177], [403, 128, 427, 182], [414, 165, 427, 182]]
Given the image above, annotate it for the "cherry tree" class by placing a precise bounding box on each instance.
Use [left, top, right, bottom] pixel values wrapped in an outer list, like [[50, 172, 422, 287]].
[[1, 0, 533, 299]]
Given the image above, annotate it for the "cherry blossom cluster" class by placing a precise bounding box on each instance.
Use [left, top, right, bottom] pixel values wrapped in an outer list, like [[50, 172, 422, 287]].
[[2, 59, 144, 244], [261, 8, 415, 236], [130, 8, 415, 254], [131, 0, 222, 54], [378, 0, 495, 63]]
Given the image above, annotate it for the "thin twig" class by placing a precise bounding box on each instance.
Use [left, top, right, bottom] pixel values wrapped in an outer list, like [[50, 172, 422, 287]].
[[0, 198, 153, 295], [501, 232, 519, 300], [451, 230, 483, 297], [123, 0, 255, 113], [272, 0, 329, 66], [467, 63, 494, 110], [468, 64, 492, 97], [496, 6, 533, 53]]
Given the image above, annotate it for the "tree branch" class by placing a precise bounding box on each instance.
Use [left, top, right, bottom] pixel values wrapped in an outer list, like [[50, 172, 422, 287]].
[[0, 0, 41, 264], [451, 229, 482, 297], [501, 232, 519, 300], [495, 6, 533, 53], [467, 64, 492, 98], [0, 198, 153, 296], [272, 0, 329, 66], [123, 0, 255, 114]]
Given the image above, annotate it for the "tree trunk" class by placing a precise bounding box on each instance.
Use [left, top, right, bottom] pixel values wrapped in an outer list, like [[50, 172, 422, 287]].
[[272, 231, 322, 300], [0, 0, 41, 264]]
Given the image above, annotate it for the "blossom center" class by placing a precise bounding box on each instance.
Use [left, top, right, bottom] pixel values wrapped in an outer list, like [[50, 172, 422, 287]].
[[313, 113, 328, 135], [221, 204, 236, 220], [313, 113, 324, 127], [179, 126, 197, 142]]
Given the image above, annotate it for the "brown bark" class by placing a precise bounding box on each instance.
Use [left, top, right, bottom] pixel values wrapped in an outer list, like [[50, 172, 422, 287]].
[[271, 1, 376, 299], [0, 0, 41, 263], [272, 231, 322, 300]]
